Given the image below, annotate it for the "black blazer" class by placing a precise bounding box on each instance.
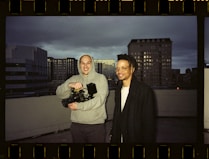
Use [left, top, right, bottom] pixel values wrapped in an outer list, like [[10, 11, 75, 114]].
[[111, 75, 157, 143]]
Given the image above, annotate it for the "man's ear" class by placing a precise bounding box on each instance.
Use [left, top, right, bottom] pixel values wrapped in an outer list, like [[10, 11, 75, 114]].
[[131, 66, 135, 73]]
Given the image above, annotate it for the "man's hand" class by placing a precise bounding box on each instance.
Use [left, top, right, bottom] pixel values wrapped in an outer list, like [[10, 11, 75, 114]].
[[68, 82, 83, 90], [68, 102, 78, 110]]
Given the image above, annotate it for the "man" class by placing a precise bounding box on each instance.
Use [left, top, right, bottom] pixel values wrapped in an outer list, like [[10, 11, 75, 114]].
[[56, 54, 109, 143], [110, 54, 157, 143]]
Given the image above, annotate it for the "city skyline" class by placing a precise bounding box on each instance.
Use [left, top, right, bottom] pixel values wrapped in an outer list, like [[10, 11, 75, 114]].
[[6, 16, 197, 73]]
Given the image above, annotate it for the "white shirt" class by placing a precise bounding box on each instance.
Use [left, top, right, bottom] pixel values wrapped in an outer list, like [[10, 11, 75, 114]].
[[121, 86, 129, 112], [121, 86, 130, 142]]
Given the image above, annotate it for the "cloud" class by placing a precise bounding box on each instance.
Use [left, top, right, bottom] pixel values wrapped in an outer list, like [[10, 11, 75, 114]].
[[6, 16, 197, 72], [205, 18, 209, 64]]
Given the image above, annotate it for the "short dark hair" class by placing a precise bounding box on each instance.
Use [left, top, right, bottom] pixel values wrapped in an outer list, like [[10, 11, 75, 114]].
[[117, 54, 138, 70]]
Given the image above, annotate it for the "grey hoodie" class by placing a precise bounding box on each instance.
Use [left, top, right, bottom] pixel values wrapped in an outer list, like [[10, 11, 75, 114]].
[[56, 55, 109, 124]]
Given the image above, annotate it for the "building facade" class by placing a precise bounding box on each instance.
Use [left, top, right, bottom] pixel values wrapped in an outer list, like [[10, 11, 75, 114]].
[[6, 45, 48, 97], [47, 57, 78, 93], [128, 38, 172, 88], [94, 59, 116, 80], [94, 59, 117, 89]]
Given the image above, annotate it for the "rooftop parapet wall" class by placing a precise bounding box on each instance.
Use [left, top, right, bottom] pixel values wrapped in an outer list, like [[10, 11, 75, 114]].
[[204, 68, 209, 129], [5, 90, 197, 141]]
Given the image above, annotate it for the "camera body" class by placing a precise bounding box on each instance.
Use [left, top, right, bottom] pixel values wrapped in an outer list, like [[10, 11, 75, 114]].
[[61, 83, 97, 108]]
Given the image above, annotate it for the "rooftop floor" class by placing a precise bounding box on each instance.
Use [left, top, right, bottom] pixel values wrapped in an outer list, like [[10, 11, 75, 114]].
[[14, 117, 199, 144]]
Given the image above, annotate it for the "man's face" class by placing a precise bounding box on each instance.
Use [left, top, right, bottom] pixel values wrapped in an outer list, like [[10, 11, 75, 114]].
[[115, 60, 134, 81], [80, 55, 92, 76]]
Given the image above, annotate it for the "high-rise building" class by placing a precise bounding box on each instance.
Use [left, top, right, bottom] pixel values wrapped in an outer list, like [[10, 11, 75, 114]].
[[47, 57, 78, 81], [47, 57, 78, 93], [6, 45, 48, 97], [128, 38, 172, 88], [47, 57, 78, 94]]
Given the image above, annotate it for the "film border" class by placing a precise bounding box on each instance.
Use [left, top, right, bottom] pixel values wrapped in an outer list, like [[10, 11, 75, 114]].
[[0, 0, 208, 158]]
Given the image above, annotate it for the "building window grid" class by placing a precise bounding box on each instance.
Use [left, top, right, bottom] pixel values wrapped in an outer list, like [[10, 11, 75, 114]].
[[129, 39, 172, 87]]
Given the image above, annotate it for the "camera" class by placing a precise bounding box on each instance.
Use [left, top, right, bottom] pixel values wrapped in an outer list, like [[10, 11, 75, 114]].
[[61, 83, 97, 108]]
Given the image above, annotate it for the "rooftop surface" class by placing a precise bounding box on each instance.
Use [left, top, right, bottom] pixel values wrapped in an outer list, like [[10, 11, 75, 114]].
[[14, 117, 198, 144]]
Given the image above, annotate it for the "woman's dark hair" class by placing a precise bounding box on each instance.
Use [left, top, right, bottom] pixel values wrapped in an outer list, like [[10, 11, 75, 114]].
[[117, 54, 138, 71]]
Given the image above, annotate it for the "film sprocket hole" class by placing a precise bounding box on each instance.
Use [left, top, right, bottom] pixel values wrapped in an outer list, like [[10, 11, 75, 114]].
[[61, 83, 97, 108]]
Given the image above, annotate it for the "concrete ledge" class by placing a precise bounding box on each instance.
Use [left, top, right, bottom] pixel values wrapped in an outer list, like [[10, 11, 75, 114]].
[[5, 90, 197, 141], [204, 68, 209, 129], [6, 96, 71, 141], [155, 89, 197, 116]]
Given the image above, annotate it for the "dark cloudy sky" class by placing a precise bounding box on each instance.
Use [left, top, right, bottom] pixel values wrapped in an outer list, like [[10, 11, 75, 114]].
[[205, 17, 209, 65], [6, 16, 197, 73]]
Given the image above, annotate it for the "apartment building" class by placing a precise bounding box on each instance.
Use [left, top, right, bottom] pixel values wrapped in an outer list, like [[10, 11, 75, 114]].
[[128, 38, 172, 88], [47, 57, 78, 93]]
